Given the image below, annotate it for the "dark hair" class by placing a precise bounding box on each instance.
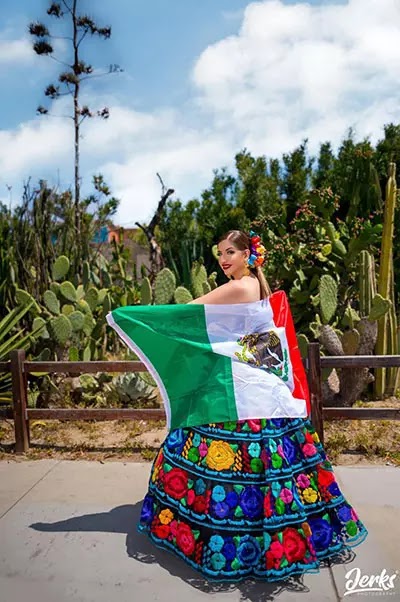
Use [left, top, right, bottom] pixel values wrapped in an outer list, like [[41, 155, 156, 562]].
[[217, 230, 271, 299]]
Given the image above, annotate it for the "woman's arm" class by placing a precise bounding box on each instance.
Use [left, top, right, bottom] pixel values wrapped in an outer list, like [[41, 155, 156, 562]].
[[188, 279, 254, 305]]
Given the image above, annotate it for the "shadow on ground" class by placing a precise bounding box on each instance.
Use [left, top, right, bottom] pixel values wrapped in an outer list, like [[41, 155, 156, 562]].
[[30, 500, 357, 601]]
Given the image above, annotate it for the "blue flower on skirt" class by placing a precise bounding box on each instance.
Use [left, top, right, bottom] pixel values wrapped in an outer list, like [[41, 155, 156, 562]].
[[328, 482, 341, 496], [248, 442, 261, 458], [166, 428, 185, 453], [271, 418, 286, 428], [308, 517, 334, 550], [282, 435, 297, 463], [140, 494, 154, 524], [222, 539, 236, 561], [337, 505, 352, 522], [192, 432, 201, 447], [195, 478, 206, 495], [209, 534, 225, 552], [211, 485, 226, 502], [210, 552, 226, 570], [210, 500, 231, 519], [225, 491, 239, 508], [239, 486, 264, 519], [237, 535, 261, 566]]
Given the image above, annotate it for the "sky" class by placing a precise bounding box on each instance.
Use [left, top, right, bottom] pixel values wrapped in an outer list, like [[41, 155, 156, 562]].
[[0, 0, 399, 226]]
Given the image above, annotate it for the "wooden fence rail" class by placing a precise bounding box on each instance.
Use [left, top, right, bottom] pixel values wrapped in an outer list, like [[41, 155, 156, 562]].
[[0, 344, 399, 454]]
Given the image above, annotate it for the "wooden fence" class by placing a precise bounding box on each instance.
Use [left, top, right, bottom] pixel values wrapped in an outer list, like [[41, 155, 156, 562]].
[[0, 343, 400, 454]]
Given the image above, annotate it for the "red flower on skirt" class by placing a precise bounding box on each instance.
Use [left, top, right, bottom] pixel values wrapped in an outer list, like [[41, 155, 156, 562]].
[[282, 527, 307, 563], [153, 523, 170, 539], [317, 467, 335, 487], [162, 467, 189, 499], [176, 522, 195, 556], [264, 491, 273, 518], [193, 494, 208, 513]]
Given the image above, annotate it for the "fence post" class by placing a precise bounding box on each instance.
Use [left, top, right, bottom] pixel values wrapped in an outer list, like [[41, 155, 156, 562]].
[[10, 349, 29, 454], [307, 342, 324, 445]]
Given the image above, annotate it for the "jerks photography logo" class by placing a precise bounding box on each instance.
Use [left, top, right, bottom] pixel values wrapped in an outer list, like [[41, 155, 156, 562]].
[[344, 568, 398, 596]]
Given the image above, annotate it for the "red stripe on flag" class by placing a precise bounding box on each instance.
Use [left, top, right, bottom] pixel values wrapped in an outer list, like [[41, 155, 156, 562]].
[[269, 290, 311, 416]]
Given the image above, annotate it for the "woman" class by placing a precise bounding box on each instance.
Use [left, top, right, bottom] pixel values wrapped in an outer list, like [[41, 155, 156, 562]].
[[137, 229, 368, 582]]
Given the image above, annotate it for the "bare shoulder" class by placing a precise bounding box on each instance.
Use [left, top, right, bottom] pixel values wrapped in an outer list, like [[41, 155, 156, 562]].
[[230, 277, 260, 302]]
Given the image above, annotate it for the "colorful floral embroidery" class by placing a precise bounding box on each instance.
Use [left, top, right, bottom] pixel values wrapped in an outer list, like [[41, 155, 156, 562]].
[[138, 416, 368, 581]]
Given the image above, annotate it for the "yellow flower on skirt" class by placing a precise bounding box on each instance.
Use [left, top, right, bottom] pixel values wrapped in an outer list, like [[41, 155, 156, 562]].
[[206, 440, 236, 471], [302, 487, 319, 504], [159, 509, 174, 525]]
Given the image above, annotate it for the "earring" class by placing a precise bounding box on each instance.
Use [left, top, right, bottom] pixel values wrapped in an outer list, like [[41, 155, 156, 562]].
[[243, 260, 251, 277]]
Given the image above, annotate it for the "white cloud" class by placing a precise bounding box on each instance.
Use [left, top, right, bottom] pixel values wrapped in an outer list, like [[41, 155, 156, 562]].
[[193, 0, 400, 154], [0, 37, 32, 64], [1, 0, 400, 224]]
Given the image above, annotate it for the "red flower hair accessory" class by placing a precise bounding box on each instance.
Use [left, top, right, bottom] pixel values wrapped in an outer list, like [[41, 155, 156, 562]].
[[248, 230, 266, 268]]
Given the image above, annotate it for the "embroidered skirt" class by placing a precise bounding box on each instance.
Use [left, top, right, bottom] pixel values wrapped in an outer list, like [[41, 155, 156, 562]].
[[137, 417, 368, 582]]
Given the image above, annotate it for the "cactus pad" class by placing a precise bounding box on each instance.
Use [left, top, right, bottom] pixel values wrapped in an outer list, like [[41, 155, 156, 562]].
[[141, 277, 153, 305], [319, 275, 338, 324], [69, 346, 79, 361], [60, 281, 77, 303], [341, 329, 360, 355], [85, 287, 99, 311], [191, 261, 208, 298], [52, 255, 70, 281], [368, 294, 391, 322], [49, 315, 72, 345], [154, 268, 176, 305], [174, 286, 193, 304], [68, 310, 85, 332], [43, 290, 60, 315]]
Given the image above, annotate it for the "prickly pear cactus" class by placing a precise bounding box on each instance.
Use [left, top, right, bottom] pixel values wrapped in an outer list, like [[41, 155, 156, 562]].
[[32, 317, 49, 339], [368, 294, 391, 322], [49, 315, 72, 345], [82, 312, 95, 336], [140, 277, 153, 305], [297, 333, 309, 359], [60, 281, 77, 303], [174, 286, 193, 304], [52, 256, 70, 281], [85, 287, 99, 312], [50, 282, 60, 296], [319, 324, 344, 356], [43, 290, 60, 315], [341, 329, 360, 355], [154, 268, 176, 305], [202, 281, 211, 294], [319, 275, 338, 325], [68, 310, 85, 332], [191, 261, 208, 299], [69, 346, 79, 361], [61, 304, 75, 316], [208, 272, 218, 290]]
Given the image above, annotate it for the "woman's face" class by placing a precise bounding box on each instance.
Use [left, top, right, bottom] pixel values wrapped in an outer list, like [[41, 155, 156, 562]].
[[217, 238, 249, 279]]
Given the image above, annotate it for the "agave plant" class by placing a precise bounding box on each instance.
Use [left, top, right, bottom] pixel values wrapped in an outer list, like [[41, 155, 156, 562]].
[[0, 301, 41, 404]]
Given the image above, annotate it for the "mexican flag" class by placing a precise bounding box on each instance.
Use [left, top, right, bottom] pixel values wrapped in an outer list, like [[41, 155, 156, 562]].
[[106, 290, 310, 430]]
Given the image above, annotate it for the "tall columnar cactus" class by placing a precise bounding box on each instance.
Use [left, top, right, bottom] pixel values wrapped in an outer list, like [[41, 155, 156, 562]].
[[375, 162, 398, 397], [359, 250, 376, 317]]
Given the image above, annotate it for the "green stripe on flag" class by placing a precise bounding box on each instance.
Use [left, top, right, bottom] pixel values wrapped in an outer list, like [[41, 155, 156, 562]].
[[108, 304, 238, 429]]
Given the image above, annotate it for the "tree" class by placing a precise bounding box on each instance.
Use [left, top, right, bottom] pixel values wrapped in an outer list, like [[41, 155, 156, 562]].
[[135, 174, 175, 281], [28, 1, 122, 264]]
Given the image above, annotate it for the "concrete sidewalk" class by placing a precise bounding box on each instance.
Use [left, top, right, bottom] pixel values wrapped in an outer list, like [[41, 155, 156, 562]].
[[0, 460, 399, 602]]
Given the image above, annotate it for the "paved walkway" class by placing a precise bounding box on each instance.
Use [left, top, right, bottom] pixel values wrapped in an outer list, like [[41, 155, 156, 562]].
[[0, 460, 399, 602]]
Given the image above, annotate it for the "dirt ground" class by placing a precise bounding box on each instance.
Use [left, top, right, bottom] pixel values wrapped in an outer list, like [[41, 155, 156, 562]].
[[0, 398, 399, 466]]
